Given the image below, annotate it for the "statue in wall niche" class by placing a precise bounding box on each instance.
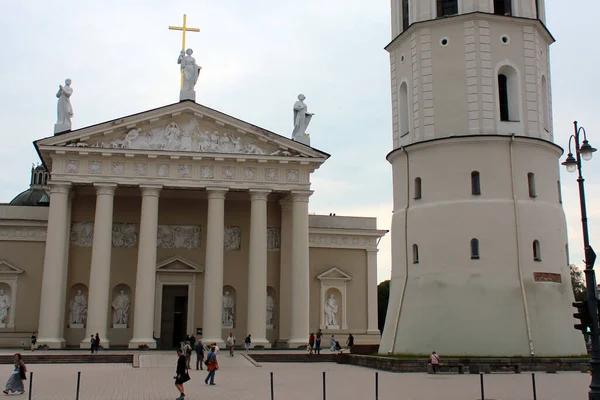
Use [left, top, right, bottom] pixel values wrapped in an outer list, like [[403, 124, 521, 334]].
[[324, 293, 338, 327], [291, 94, 314, 142], [56, 78, 74, 128], [178, 48, 202, 91], [0, 289, 9, 324], [222, 291, 234, 327], [69, 289, 87, 325], [266, 292, 275, 327], [112, 290, 130, 325]]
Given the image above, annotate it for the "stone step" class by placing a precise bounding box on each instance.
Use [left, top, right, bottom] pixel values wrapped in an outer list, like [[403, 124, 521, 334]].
[[0, 354, 133, 364]]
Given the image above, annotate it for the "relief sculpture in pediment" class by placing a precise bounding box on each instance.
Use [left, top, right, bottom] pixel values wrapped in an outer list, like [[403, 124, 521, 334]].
[[82, 119, 299, 156]]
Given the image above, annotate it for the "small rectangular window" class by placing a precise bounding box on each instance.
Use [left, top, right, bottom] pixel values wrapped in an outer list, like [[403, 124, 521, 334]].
[[437, 0, 458, 17], [527, 173, 537, 198], [471, 171, 481, 195], [413, 244, 419, 264], [498, 74, 510, 121], [414, 177, 422, 199], [557, 180, 562, 204], [533, 240, 541, 261], [402, 0, 410, 31], [494, 0, 512, 15], [470, 239, 480, 260]]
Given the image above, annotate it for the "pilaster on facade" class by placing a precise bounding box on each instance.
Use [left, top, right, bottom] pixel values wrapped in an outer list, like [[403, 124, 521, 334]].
[[465, 20, 480, 134], [419, 28, 434, 140], [411, 32, 420, 142], [523, 25, 538, 138], [478, 20, 494, 134]]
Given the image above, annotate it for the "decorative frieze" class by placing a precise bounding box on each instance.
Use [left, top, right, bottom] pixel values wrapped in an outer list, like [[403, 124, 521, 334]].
[[157, 164, 170, 177], [244, 167, 256, 180], [265, 168, 278, 182], [286, 169, 299, 182], [0, 226, 47, 242], [200, 165, 214, 179], [157, 225, 201, 249], [224, 226, 241, 251], [66, 160, 79, 174], [134, 163, 148, 176], [267, 228, 280, 251], [111, 162, 125, 175], [179, 164, 192, 178], [70, 222, 94, 247], [112, 223, 138, 248], [88, 161, 102, 175], [309, 234, 378, 249], [222, 166, 234, 180]]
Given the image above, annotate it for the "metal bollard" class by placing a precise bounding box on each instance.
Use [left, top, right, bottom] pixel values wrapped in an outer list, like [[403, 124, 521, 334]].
[[75, 371, 81, 400], [375, 371, 379, 400], [27, 372, 32, 400], [322, 371, 326, 400], [270, 372, 274, 400], [479, 373, 485, 400], [531, 373, 537, 400]]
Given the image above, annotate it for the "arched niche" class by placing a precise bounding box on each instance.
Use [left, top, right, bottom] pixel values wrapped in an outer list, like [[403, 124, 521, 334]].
[[0, 259, 24, 329], [111, 284, 132, 328], [67, 283, 88, 328], [317, 266, 352, 330], [222, 286, 236, 329], [266, 286, 277, 329]]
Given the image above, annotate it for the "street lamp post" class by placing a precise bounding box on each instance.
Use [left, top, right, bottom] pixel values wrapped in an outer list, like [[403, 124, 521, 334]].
[[562, 121, 598, 399]]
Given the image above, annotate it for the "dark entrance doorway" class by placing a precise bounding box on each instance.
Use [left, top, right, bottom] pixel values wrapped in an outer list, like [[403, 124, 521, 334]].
[[159, 285, 188, 349]]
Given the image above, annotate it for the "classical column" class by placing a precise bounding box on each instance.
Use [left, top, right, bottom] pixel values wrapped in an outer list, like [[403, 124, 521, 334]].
[[37, 182, 71, 348], [202, 187, 228, 345], [246, 189, 271, 347], [129, 185, 162, 349], [81, 183, 116, 348], [277, 197, 293, 345], [288, 190, 312, 348], [366, 249, 380, 334], [58, 190, 75, 340]]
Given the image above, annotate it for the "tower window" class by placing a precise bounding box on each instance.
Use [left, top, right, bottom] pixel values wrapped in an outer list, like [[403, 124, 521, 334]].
[[527, 173, 537, 198], [402, 0, 410, 31], [414, 177, 422, 199], [470, 238, 480, 259], [494, 0, 512, 15], [497, 66, 520, 122], [471, 171, 481, 195], [399, 82, 410, 137], [437, 0, 458, 17], [413, 244, 419, 264], [557, 180, 562, 204], [541, 76, 549, 131], [533, 240, 541, 261]]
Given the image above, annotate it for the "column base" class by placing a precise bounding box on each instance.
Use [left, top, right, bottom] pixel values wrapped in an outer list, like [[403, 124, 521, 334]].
[[36, 338, 66, 349], [80, 338, 110, 349], [249, 338, 271, 349], [286, 339, 308, 349], [366, 329, 381, 335], [128, 339, 157, 349]]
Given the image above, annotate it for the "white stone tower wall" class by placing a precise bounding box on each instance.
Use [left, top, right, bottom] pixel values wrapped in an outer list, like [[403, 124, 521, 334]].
[[381, 0, 586, 356]]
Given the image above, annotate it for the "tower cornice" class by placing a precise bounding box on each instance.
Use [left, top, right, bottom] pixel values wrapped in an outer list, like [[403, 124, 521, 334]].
[[385, 12, 555, 53]]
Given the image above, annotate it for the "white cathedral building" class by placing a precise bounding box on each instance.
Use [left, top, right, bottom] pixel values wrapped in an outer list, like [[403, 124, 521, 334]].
[[379, 0, 587, 355]]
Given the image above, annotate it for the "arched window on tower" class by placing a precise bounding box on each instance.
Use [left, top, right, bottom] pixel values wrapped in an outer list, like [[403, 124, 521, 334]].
[[527, 173, 536, 198], [471, 171, 481, 195], [470, 238, 480, 259], [494, 0, 512, 15], [497, 65, 520, 122], [533, 240, 541, 261], [414, 177, 422, 199], [541, 75, 549, 132], [413, 244, 419, 264], [557, 180, 562, 204], [402, 0, 410, 31], [399, 82, 410, 137], [437, 0, 458, 17]]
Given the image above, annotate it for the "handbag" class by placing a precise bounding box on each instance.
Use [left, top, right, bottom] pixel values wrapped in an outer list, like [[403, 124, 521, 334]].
[[19, 365, 26, 380]]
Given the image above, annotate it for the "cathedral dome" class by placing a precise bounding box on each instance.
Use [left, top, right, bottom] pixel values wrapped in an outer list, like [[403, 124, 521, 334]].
[[9, 164, 50, 207]]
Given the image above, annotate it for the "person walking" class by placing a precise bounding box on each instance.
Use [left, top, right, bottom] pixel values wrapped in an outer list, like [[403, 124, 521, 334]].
[[329, 335, 336, 352], [205, 345, 218, 386], [315, 329, 323, 354], [244, 334, 251, 352], [94, 333, 101, 353], [3, 353, 26, 395], [174, 349, 190, 400], [30, 333, 36, 352], [184, 341, 192, 369], [89, 335, 95, 354], [429, 351, 440, 374], [346, 333, 354, 352], [195, 339, 205, 370], [226, 332, 236, 357]]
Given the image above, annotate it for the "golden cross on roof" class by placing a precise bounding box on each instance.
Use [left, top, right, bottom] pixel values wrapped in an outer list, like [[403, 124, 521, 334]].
[[169, 14, 200, 89]]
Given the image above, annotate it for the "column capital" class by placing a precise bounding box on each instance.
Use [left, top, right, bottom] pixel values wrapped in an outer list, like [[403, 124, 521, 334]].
[[93, 183, 117, 196], [47, 181, 71, 195], [206, 187, 228, 200], [366, 248, 379, 254], [140, 184, 162, 197], [249, 189, 271, 201], [279, 197, 293, 211], [290, 190, 313, 203]]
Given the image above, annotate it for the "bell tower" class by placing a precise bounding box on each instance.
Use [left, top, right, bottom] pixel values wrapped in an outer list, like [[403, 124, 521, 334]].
[[380, 0, 587, 355]]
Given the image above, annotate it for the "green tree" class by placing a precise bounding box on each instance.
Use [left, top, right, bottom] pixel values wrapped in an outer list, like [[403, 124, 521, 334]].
[[571, 264, 587, 301], [378, 280, 390, 332]]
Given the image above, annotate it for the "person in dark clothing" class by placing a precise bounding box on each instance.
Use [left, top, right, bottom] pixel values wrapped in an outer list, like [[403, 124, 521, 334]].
[[189, 334, 196, 345], [346, 333, 354, 351], [94, 333, 100, 353], [89, 335, 95, 354], [315, 329, 323, 354], [308, 333, 315, 354], [174, 349, 189, 400], [195, 339, 205, 370]]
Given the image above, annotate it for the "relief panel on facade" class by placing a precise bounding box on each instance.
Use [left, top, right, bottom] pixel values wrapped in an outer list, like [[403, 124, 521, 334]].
[[70, 222, 95, 247], [157, 225, 201, 249], [66, 160, 79, 174], [224, 226, 241, 251], [267, 228, 280, 251], [112, 223, 138, 248]]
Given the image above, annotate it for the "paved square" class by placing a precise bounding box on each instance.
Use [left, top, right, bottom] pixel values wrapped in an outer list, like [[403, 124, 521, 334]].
[[0, 351, 591, 399]]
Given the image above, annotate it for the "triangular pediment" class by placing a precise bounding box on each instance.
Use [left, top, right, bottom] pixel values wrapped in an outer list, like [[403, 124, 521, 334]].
[[317, 266, 352, 281], [156, 255, 203, 273], [0, 260, 24, 275], [35, 101, 329, 161]]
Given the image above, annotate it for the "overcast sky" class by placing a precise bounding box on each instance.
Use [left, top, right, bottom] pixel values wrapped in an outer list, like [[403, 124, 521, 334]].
[[0, 0, 598, 283]]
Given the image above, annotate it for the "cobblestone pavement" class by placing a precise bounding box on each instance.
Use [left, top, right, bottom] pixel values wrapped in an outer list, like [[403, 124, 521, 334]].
[[0, 351, 591, 399]]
